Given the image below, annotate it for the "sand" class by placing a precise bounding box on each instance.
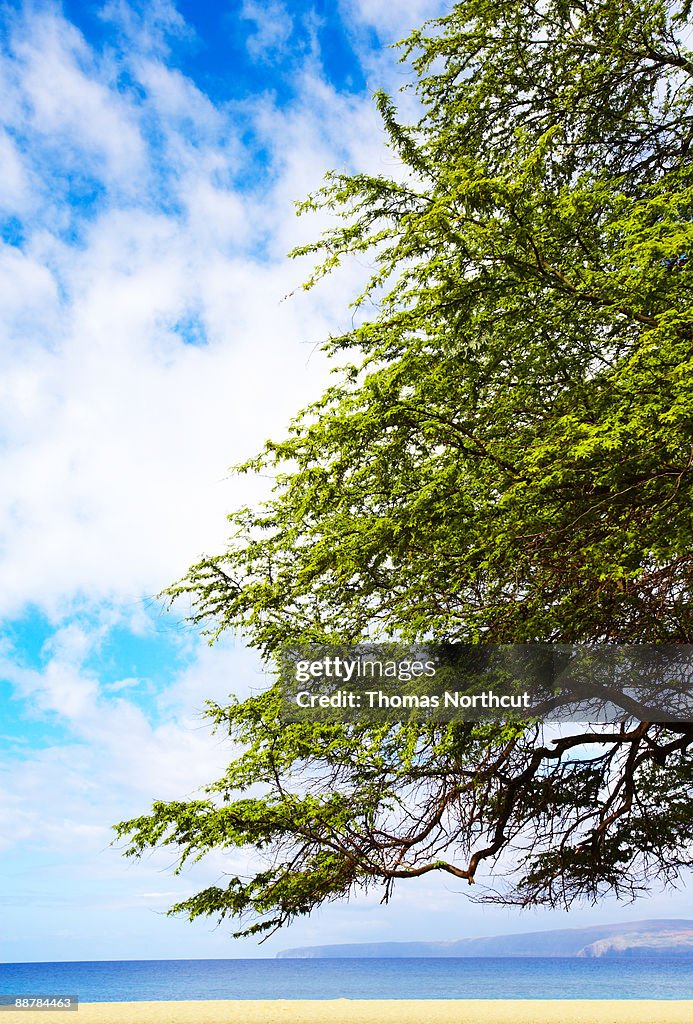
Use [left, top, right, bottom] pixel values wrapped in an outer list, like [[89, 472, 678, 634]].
[[4, 1001, 693, 1024]]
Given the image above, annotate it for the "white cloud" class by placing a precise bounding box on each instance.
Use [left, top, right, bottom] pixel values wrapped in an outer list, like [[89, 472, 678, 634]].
[[100, 0, 192, 62], [0, 131, 29, 211], [0, 622, 243, 838], [9, 13, 146, 192], [0, 4, 390, 620], [240, 0, 294, 60], [0, 245, 60, 361], [340, 0, 450, 42]]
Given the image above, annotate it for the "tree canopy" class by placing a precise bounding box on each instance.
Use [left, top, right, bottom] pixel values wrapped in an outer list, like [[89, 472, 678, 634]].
[[115, 0, 693, 940]]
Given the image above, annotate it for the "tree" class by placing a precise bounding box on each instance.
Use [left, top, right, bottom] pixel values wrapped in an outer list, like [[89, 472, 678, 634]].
[[115, 0, 693, 940]]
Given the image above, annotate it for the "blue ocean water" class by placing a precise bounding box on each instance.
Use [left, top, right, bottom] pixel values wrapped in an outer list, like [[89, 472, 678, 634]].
[[1, 957, 692, 1002]]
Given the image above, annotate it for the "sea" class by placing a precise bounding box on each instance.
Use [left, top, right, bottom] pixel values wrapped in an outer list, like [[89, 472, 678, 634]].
[[1, 957, 692, 1002]]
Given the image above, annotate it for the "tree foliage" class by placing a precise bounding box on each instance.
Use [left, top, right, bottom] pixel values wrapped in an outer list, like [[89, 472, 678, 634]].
[[115, 0, 693, 939]]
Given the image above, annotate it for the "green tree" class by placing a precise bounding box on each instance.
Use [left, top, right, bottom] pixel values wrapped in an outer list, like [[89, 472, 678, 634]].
[[116, 0, 693, 940]]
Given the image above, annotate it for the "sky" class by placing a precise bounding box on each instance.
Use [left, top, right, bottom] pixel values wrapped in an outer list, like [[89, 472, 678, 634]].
[[0, 0, 691, 963]]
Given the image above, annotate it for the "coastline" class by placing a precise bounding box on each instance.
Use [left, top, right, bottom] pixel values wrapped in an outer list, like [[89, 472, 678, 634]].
[[6, 1001, 693, 1024]]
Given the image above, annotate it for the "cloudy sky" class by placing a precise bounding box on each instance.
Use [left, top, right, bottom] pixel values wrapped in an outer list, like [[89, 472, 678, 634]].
[[1, 0, 691, 963]]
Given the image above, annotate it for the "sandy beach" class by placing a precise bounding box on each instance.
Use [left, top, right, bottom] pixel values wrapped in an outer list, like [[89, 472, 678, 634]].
[[6, 1001, 693, 1024]]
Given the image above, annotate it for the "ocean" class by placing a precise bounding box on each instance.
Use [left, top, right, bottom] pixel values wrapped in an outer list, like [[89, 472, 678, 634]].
[[1, 957, 692, 1002]]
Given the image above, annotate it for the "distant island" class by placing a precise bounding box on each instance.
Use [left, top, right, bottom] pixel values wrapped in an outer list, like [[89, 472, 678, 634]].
[[277, 919, 693, 959]]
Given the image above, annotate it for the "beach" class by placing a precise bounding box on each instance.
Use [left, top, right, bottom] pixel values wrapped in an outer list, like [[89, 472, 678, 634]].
[[6, 1001, 693, 1024]]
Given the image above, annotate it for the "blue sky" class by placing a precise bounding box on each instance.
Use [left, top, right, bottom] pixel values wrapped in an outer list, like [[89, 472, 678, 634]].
[[1, 0, 691, 963]]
